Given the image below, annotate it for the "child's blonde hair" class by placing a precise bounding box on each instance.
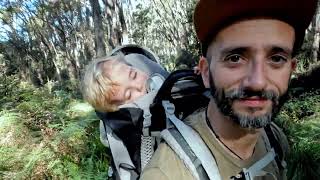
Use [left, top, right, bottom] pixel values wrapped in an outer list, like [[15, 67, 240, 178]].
[[82, 54, 127, 112]]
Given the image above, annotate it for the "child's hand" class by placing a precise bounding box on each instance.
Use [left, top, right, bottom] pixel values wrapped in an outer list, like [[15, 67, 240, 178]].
[[193, 66, 201, 75]]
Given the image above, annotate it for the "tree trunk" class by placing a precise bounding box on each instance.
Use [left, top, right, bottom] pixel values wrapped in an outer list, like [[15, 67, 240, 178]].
[[312, 9, 320, 63], [103, 0, 126, 49], [89, 0, 107, 57], [290, 63, 320, 94]]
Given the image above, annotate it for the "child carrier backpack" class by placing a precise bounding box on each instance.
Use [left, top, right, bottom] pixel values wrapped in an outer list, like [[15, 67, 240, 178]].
[[96, 45, 286, 180]]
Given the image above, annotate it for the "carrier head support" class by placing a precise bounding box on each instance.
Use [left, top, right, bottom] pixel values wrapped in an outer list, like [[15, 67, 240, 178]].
[[111, 44, 169, 79], [82, 44, 168, 112]]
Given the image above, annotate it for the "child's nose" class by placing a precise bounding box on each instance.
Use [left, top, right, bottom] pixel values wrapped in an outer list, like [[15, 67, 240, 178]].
[[130, 80, 144, 92]]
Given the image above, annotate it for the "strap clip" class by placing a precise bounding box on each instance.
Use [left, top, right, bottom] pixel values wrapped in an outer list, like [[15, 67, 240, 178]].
[[162, 100, 175, 115]]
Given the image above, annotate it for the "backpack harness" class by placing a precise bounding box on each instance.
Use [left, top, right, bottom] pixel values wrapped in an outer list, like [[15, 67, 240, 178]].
[[97, 45, 286, 180], [98, 70, 286, 180]]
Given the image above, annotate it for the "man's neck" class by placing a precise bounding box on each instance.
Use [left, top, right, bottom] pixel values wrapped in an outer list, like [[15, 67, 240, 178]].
[[207, 101, 262, 160]]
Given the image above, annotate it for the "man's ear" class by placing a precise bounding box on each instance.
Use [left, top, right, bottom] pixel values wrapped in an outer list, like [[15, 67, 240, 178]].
[[291, 58, 297, 72], [199, 56, 210, 88]]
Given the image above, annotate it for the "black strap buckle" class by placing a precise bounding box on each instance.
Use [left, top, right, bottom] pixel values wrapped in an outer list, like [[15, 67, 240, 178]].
[[230, 171, 246, 180]]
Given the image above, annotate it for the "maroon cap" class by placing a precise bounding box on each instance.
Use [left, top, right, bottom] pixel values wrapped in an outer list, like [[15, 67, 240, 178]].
[[194, 0, 318, 56]]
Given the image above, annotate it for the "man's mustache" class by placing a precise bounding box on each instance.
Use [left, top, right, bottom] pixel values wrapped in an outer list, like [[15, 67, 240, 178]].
[[224, 89, 279, 102]]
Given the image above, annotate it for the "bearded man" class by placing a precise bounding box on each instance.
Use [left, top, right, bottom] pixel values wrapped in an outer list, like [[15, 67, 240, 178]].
[[141, 0, 318, 179]]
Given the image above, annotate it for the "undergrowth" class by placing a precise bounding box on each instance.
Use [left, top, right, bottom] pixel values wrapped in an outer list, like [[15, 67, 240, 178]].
[[275, 89, 320, 180], [0, 75, 109, 179]]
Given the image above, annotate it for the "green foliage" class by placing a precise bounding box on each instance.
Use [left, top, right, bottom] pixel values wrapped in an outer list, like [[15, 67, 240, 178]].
[[131, 4, 152, 44], [52, 80, 83, 99], [0, 76, 109, 179], [287, 142, 320, 180], [0, 74, 20, 107], [275, 90, 320, 180], [175, 49, 198, 69], [281, 91, 320, 123]]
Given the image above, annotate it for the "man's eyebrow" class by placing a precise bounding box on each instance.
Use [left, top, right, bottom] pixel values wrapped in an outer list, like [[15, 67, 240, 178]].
[[269, 46, 292, 56], [220, 47, 248, 56], [220, 46, 292, 56]]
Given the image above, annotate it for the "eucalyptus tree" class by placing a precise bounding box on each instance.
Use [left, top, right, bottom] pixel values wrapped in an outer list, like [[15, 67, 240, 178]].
[[0, 0, 129, 84], [127, 0, 198, 71]]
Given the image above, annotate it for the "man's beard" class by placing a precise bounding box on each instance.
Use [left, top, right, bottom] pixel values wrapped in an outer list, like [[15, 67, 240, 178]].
[[209, 74, 288, 129]]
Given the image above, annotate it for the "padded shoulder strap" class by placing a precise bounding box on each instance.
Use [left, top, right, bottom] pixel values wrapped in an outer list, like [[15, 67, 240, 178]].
[[162, 100, 221, 180], [264, 123, 287, 170], [161, 128, 209, 180]]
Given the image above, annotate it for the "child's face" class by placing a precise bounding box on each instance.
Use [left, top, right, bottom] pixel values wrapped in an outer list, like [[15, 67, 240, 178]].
[[102, 60, 149, 105]]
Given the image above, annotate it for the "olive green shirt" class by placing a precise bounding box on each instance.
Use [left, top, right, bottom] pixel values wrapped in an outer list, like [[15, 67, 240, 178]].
[[141, 108, 288, 180]]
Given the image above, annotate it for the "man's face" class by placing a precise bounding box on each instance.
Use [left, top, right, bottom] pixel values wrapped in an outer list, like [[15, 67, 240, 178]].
[[101, 59, 148, 105], [200, 19, 296, 129]]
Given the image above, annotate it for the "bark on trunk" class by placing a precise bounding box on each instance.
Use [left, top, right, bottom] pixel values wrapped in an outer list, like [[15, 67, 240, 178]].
[[90, 0, 107, 57]]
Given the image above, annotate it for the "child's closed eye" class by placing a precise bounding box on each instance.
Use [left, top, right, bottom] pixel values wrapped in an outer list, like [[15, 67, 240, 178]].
[[129, 68, 137, 80], [125, 90, 132, 101]]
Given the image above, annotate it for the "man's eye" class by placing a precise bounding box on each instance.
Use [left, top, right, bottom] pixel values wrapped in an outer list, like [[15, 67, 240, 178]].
[[225, 54, 243, 63], [270, 55, 288, 64]]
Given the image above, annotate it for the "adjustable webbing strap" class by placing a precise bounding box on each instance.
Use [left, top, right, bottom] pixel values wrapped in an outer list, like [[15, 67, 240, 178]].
[[162, 100, 221, 180], [242, 149, 276, 180], [264, 124, 286, 170], [119, 89, 160, 172], [161, 129, 200, 180], [161, 128, 210, 180], [140, 135, 155, 170]]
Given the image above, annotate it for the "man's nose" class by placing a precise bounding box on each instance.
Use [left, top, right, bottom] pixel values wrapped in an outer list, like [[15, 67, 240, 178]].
[[243, 61, 267, 91]]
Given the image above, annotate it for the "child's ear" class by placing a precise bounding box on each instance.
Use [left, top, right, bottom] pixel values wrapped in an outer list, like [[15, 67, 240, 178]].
[[199, 56, 210, 88]]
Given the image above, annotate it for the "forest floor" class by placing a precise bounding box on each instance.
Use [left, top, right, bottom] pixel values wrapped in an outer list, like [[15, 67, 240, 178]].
[[0, 77, 109, 179], [0, 76, 319, 179]]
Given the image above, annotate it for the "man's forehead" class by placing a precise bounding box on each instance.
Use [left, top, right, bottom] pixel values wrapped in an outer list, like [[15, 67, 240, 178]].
[[207, 19, 295, 56]]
